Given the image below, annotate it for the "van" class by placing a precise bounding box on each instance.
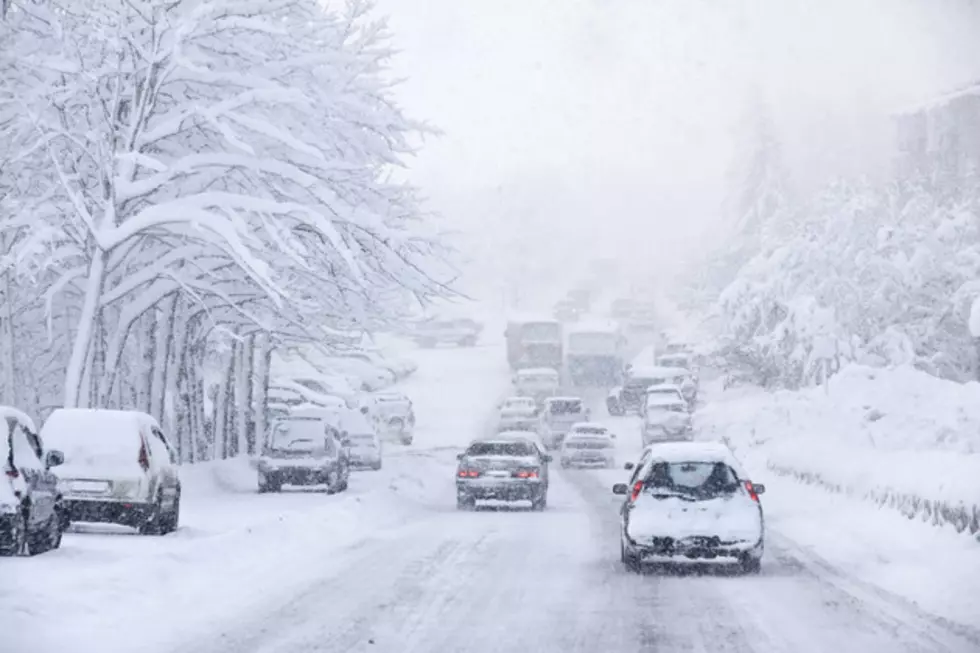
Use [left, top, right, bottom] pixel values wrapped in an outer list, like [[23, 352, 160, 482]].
[[40, 409, 180, 535]]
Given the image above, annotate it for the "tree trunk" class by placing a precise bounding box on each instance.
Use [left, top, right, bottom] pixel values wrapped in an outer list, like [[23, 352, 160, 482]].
[[150, 295, 178, 423], [253, 333, 272, 454], [138, 308, 158, 414], [65, 250, 107, 407], [1, 268, 15, 406], [216, 345, 237, 459], [236, 335, 254, 456]]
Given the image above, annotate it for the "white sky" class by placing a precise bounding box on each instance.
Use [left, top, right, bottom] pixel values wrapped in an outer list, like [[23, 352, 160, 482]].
[[374, 0, 980, 306]]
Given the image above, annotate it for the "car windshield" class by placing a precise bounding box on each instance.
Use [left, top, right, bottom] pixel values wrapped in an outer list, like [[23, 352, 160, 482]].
[[648, 403, 687, 414], [547, 400, 583, 415], [573, 426, 607, 435], [465, 442, 535, 457]]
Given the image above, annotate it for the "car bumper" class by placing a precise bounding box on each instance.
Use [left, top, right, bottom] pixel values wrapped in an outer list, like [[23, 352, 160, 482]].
[[65, 499, 155, 527], [260, 466, 335, 485], [457, 479, 543, 501], [561, 455, 613, 467], [628, 534, 763, 561]]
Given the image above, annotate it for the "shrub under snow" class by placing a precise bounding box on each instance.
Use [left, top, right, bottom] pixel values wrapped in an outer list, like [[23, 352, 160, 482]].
[[700, 364, 980, 538]]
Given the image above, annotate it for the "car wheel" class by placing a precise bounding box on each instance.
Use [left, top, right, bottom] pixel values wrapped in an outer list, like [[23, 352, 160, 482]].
[[371, 461, 382, 471], [138, 493, 165, 535], [622, 540, 641, 573], [740, 554, 762, 575], [0, 513, 26, 557], [531, 492, 547, 511], [607, 401, 624, 417], [36, 513, 62, 553], [456, 492, 476, 510], [162, 491, 181, 534]]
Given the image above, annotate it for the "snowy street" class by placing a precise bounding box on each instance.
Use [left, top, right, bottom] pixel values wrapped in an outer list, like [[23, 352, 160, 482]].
[[5, 342, 978, 653]]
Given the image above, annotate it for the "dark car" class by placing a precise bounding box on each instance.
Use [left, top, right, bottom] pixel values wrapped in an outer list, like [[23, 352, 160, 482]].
[[257, 410, 351, 493], [456, 438, 551, 510], [1, 407, 64, 556]]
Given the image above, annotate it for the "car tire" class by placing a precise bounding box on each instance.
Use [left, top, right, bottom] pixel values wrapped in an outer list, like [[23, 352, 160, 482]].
[[371, 461, 382, 471], [161, 491, 180, 535], [621, 540, 641, 573], [0, 513, 27, 557], [139, 493, 166, 535], [456, 492, 476, 510], [29, 513, 61, 554], [740, 554, 762, 575], [531, 492, 547, 511]]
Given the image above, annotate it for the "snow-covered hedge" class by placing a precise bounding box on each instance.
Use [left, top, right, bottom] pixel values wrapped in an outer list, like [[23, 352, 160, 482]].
[[700, 365, 980, 539]]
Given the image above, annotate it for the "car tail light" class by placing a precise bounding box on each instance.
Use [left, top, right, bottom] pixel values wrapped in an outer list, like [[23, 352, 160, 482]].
[[457, 468, 480, 478], [4, 467, 18, 479], [514, 468, 539, 479], [629, 480, 644, 502], [744, 481, 760, 502], [138, 441, 150, 472]]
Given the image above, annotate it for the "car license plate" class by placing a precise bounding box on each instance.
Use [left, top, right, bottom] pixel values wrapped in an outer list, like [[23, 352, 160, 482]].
[[71, 480, 111, 494], [485, 470, 511, 478]]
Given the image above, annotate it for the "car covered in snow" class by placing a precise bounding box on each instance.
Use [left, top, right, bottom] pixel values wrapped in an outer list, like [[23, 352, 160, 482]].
[[339, 348, 417, 381], [640, 395, 693, 445], [496, 396, 539, 432], [644, 384, 689, 411], [258, 409, 351, 493], [607, 365, 688, 416], [41, 409, 181, 535], [456, 437, 551, 510], [614, 442, 766, 574], [559, 426, 615, 469], [1, 407, 64, 556], [340, 410, 382, 471], [538, 396, 589, 450], [513, 367, 560, 404], [323, 356, 395, 391], [411, 317, 482, 348], [656, 353, 699, 402], [367, 391, 415, 445]]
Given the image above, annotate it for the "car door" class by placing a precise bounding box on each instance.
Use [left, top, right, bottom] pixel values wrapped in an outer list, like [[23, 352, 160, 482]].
[[150, 427, 180, 507], [11, 420, 56, 526]]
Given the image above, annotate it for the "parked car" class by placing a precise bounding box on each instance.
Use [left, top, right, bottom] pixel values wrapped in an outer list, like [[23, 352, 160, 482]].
[[614, 441, 766, 574], [559, 426, 615, 469], [496, 396, 539, 432], [1, 407, 64, 556], [456, 437, 551, 510], [538, 396, 589, 450], [258, 408, 351, 493], [41, 409, 181, 535], [411, 318, 483, 348]]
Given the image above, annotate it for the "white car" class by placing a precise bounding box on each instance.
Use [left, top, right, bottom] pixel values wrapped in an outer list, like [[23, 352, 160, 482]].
[[559, 427, 615, 469], [41, 409, 181, 535], [368, 391, 415, 444], [513, 367, 560, 403], [497, 396, 539, 432], [641, 395, 693, 445], [615, 441, 766, 574], [644, 385, 688, 410]]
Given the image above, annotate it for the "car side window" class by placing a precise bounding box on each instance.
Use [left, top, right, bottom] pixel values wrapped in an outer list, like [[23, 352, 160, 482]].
[[11, 421, 44, 471], [151, 427, 178, 465]]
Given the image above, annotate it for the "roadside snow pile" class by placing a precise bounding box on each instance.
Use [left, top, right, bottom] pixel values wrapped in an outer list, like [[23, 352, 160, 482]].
[[178, 456, 259, 496], [700, 365, 980, 538]]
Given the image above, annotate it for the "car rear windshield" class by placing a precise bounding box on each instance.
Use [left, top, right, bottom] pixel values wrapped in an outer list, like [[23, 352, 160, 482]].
[[565, 438, 611, 449], [574, 427, 607, 435], [270, 418, 330, 450], [643, 461, 739, 498], [548, 400, 583, 414], [466, 442, 535, 457], [647, 403, 687, 413]]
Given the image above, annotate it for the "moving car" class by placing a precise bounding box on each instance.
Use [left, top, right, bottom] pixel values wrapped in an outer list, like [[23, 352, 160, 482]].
[[497, 396, 539, 432], [369, 391, 415, 445], [607, 365, 687, 416], [641, 395, 693, 445], [1, 407, 64, 556], [42, 409, 181, 535], [614, 442, 766, 574], [513, 367, 560, 404], [258, 409, 351, 493], [538, 396, 589, 450], [456, 437, 551, 510], [656, 353, 699, 403], [559, 425, 615, 469], [644, 384, 687, 409]]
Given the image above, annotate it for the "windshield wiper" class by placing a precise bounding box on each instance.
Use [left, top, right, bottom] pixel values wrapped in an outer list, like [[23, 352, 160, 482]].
[[646, 489, 696, 501]]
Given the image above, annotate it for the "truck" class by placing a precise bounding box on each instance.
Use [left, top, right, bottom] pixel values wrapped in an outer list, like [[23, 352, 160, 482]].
[[505, 317, 563, 371], [565, 321, 626, 387]]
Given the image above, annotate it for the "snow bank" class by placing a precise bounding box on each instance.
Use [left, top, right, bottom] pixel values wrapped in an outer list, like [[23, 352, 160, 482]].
[[177, 456, 259, 495], [699, 364, 980, 538]]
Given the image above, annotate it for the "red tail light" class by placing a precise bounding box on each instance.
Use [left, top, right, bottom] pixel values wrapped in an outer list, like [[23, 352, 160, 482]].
[[514, 469, 539, 479], [4, 467, 18, 479], [138, 441, 150, 472], [630, 480, 644, 502], [744, 481, 760, 502], [457, 469, 479, 478]]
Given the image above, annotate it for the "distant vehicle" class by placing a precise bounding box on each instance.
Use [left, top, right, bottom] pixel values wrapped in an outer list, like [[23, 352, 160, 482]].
[[258, 409, 351, 493], [663, 343, 692, 355], [345, 427, 382, 471], [566, 288, 592, 310], [565, 322, 626, 386], [614, 442, 766, 574], [505, 318, 563, 371], [455, 438, 551, 510], [607, 365, 689, 416], [552, 299, 582, 323], [41, 409, 180, 535], [655, 353, 699, 403], [513, 367, 560, 404], [1, 407, 64, 556], [644, 385, 688, 411], [640, 395, 693, 445], [538, 396, 589, 450], [559, 427, 615, 469], [412, 318, 482, 348], [497, 396, 539, 432], [610, 298, 634, 319], [368, 391, 415, 445]]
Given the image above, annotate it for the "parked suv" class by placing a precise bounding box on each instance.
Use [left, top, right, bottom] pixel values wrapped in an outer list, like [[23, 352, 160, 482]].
[[258, 408, 351, 492], [1, 407, 64, 556], [41, 409, 181, 535]]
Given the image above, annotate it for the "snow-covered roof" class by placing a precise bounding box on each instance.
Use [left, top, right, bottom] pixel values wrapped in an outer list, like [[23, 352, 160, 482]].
[[503, 396, 536, 403], [494, 431, 538, 441], [516, 367, 560, 377], [40, 409, 159, 473], [643, 441, 738, 465], [896, 79, 980, 116], [645, 384, 683, 393]]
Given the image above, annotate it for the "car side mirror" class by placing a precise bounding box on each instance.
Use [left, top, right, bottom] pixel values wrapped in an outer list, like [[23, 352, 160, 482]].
[[456, 453, 464, 461], [612, 483, 628, 495], [623, 462, 634, 470], [45, 449, 65, 468], [541, 454, 552, 463], [752, 483, 766, 495]]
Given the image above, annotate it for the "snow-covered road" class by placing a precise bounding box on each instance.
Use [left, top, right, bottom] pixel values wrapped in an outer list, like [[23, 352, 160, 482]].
[[4, 343, 979, 653]]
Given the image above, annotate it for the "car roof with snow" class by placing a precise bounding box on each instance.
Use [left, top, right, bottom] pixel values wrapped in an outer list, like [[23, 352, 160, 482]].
[[544, 396, 582, 403], [372, 391, 409, 402], [645, 394, 687, 407], [517, 367, 559, 377], [281, 405, 343, 423], [43, 408, 158, 437], [658, 353, 691, 364], [641, 442, 746, 473], [628, 365, 689, 379]]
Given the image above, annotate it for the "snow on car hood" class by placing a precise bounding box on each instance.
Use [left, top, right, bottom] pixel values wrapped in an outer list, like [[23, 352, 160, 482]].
[[627, 494, 762, 543], [644, 411, 691, 427]]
